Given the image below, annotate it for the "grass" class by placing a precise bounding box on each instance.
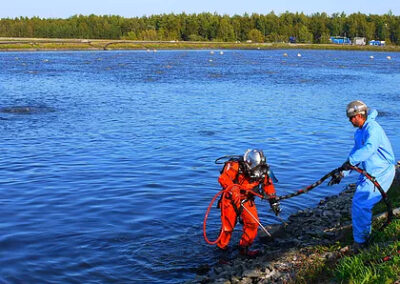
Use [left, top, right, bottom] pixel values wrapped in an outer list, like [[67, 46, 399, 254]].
[[293, 182, 400, 284], [1, 38, 400, 52], [335, 225, 400, 283]]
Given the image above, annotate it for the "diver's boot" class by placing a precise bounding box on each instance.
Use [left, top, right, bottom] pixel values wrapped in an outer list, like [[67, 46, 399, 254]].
[[239, 246, 260, 258], [216, 244, 230, 264]]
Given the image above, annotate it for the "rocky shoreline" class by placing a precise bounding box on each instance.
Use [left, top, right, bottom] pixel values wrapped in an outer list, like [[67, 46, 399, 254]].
[[189, 184, 358, 284], [189, 165, 400, 284]]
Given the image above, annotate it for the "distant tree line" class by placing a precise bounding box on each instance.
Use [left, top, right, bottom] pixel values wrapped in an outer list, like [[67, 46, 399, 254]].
[[1, 12, 400, 44]]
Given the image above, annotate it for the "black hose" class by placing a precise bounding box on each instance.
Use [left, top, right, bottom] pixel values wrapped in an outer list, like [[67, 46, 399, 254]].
[[348, 165, 393, 229], [276, 169, 337, 202], [276, 165, 394, 228], [214, 155, 242, 165]]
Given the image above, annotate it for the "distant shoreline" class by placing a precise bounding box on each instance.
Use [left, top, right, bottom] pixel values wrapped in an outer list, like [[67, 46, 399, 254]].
[[1, 37, 400, 52]]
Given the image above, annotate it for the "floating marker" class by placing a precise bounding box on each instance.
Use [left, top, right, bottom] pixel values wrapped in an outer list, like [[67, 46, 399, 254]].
[[297, 53, 302, 57], [387, 56, 391, 60], [369, 55, 374, 59], [283, 53, 288, 57], [219, 51, 224, 55]]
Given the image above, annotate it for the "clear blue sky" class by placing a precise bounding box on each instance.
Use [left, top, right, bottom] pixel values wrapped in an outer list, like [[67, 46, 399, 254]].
[[1, 0, 399, 18]]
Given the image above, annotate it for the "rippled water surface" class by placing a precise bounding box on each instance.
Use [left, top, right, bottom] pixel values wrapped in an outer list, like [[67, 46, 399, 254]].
[[0, 49, 399, 283]]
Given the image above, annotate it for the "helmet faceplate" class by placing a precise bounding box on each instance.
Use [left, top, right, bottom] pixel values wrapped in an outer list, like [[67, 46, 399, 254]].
[[243, 149, 266, 170]]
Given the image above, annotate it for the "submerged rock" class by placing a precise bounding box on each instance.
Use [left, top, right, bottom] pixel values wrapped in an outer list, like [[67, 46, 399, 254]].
[[0, 105, 55, 114]]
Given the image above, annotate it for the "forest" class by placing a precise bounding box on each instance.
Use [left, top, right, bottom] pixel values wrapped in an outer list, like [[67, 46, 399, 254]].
[[0, 12, 399, 45]]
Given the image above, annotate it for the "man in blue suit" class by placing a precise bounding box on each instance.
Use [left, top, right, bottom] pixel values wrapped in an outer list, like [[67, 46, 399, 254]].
[[329, 100, 396, 250]]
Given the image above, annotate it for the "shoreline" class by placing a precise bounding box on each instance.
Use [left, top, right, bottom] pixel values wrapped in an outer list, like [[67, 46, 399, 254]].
[[1, 38, 400, 52], [189, 184, 357, 283], [189, 174, 400, 283]]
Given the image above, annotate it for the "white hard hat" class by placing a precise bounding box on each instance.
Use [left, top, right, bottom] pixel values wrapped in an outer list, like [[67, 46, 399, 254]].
[[346, 100, 368, 118]]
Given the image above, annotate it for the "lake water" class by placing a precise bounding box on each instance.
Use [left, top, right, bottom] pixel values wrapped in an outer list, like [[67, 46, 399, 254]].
[[0, 49, 399, 283]]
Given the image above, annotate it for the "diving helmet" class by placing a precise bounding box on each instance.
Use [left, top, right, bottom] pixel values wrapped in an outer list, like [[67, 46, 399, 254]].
[[243, 149, 267, 179]]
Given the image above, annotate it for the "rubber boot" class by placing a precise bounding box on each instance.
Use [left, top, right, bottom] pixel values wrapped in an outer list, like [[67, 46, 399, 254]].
[[239, 246, 260, 258], [352, 242, 367, 253], [216, 246, 230, 265]]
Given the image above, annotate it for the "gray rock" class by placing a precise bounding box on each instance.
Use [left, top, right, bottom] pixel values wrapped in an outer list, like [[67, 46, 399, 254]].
[[242, 268, 261, 278], [239, 277, 253, 284], [324, 252, 337, 260], [264, 269, 282, 280], [230, 276, 241, 284], [214, 266, 223, 274], [214, 278, 231, 284]]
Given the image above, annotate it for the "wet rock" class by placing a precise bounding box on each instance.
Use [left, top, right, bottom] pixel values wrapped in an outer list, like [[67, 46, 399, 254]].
[[214, 266, 223, 274], [0, 105, 55, 114], [195, 264, 210, 275], [214, 278, 231, 284], [323, 231, 337, 240]]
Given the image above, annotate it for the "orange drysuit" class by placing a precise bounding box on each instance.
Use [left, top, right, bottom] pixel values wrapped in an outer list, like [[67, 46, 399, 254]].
[[217, 161, 276, 250]]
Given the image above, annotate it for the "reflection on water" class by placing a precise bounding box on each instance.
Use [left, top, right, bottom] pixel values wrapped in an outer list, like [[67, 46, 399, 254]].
[[0, 50, 399, 283]]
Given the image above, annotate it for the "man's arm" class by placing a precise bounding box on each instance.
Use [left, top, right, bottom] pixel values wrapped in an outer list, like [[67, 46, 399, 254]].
[[349, 128, 380, 165]]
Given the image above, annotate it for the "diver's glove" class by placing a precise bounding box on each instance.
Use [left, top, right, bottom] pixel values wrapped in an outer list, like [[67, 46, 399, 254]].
[[269, 197, 281, 216], [328, 170, 344, 186], [339, 161, 352, 171]]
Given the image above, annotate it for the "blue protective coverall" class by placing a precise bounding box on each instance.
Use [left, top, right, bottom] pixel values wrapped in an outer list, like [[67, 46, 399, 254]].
[[347, 109, 395, 244]]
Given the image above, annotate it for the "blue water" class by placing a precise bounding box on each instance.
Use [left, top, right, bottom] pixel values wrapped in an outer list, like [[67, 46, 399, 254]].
[[0, 49, 399, 283]]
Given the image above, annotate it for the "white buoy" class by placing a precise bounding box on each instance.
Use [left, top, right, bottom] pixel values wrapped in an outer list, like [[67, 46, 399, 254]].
[[153, 49, 157, 53], [283, 53, 288, 57], [297, 53, 302, 57], [219, 51, 224, 55], [210, 51, 215, 55], [209, 59, 213, 62], [387, 56, 391, 60], [369, 55, 374, 59], [43, 59, 49, 62]]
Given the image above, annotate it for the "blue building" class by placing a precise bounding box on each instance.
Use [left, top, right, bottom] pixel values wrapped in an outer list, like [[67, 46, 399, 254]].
[[369, 40, 385, 46], [330, 36, 351, 44]]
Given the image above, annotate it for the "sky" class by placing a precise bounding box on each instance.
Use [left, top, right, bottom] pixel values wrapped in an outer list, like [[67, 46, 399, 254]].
[[1, 0, 399, 19]]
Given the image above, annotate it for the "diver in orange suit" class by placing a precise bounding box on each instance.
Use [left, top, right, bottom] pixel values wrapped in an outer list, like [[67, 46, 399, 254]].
[[217, 149, 281, 257]]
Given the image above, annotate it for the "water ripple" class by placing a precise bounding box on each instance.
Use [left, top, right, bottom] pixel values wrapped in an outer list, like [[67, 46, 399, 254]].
[[0, 49, 399, 283]]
